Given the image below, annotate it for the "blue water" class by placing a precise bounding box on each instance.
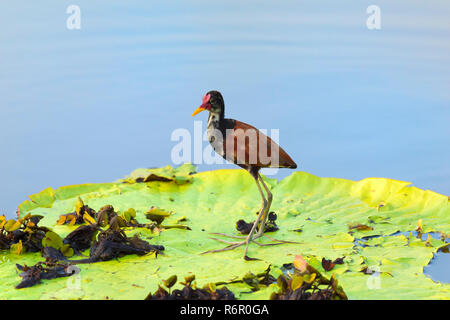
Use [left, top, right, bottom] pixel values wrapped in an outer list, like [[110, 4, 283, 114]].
[[0, 1, 449, 218]]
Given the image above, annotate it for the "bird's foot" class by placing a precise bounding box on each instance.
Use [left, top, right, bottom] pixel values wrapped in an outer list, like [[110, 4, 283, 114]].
[[259, 234, 300, 244], [208, 232, 247, 240], [209, 232, 299, 244], [202, 233, 296, 260]]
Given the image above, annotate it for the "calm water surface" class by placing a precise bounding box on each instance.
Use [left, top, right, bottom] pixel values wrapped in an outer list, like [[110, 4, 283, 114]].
[[0, 1, 449, 280]]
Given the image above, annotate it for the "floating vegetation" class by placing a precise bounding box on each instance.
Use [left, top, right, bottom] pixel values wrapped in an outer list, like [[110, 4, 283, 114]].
[[145, 207, 172, 224], [15, 261, 78, 289], [348, 222, 374, 232], [321, 257, 345, 272], [145, 275, 235, 300], [270, 256, 347, 300], [63, 224, 100, 254], [70, 220, 164, 264], [62, 207, 166, 264], [212, 265, 276, 293], [57, 197, 96, 226], [0, 213, 48, 253], [6, 201, 168, 289], [0, 167, 448, 299], [121, 163, 196, 185], [41, 246, 68, 261], [236, 212, 279, 235]]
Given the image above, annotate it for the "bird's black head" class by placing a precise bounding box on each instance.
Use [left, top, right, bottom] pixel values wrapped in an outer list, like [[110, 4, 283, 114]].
[[192, 90, 225, 117]]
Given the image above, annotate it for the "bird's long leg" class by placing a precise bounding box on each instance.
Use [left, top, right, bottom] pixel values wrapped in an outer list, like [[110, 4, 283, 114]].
[[253, 173, 273, 239], [242, 174, 295, 258], [203, 171, 267, 257], [207, 174, 267, 241], [203, 170, 297, 259], [242, 174, 268, 259], [254, 174, 298, 244]]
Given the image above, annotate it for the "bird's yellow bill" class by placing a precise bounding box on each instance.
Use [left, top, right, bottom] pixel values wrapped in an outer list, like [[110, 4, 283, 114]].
[[192, 106, 206, 116]]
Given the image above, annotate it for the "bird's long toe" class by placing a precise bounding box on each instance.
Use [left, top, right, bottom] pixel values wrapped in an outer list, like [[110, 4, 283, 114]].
[[209, 232, 247, 239]]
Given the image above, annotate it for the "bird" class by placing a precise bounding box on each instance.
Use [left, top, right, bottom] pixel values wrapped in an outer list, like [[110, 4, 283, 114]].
[[192, 90, 298, 260]]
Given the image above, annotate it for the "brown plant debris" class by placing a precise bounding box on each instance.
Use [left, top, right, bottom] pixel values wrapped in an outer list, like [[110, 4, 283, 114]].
[[321, 256, 345, 271], [63, 224, 100, 253], [216, 265, 276, 292], [236, 212, 279, 235], [70, 219, 164, 264], [56, 197, 96, 226], [0, 213, 48, 253], [270, 255, 348, 300], [145, 275, 235, 300], [15, 260, 78, 289], [41, 247, 68, 261], [348, 222, 374, 231]]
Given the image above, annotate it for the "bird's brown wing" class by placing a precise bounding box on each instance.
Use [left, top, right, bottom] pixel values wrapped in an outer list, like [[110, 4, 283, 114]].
[[223, 120, 297, 169]]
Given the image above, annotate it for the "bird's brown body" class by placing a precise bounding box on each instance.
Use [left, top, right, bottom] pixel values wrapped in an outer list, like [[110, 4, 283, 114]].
[[224, 119, 297, 170], [192, 90, 298, 260]]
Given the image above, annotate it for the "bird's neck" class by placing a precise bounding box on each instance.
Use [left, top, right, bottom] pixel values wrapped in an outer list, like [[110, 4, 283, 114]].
[[207, 111, 223, 131], [207, 111, 226, 156]]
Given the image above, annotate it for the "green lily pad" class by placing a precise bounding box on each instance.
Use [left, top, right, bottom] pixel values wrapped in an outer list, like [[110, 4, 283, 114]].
[[42, 231, 63, 250], [120, 163, 196, 185], [1, 167, 449, 300], [28, 187, 55, 209]]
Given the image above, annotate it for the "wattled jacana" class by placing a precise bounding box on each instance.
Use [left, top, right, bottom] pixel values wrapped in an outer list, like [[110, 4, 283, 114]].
[[192, 90, 297, 260]]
